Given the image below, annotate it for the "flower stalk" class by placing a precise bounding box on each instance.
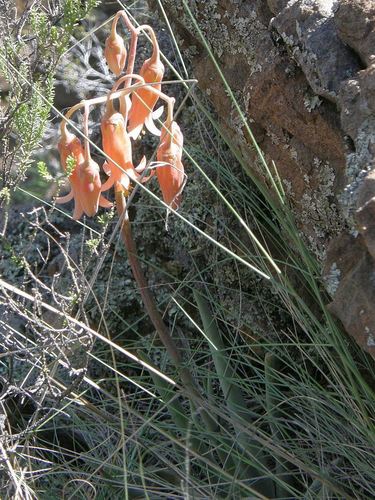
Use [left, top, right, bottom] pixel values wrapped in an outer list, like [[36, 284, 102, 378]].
[[115, 189, 203, 400]]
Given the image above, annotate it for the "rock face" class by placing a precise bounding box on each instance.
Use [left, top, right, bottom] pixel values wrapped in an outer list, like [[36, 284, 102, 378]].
[[149, 0, 375, 357]]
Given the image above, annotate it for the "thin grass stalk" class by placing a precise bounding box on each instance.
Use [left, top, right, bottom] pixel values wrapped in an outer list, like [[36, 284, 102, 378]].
[[193, 289, 276, 497], [137, 352, 189, 433], [302, 458, 344, 499], [137, 351, 217, 462], [265, 352, 297, 498]]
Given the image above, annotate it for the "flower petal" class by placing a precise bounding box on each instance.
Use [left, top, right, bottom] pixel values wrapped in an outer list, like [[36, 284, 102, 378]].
[[55, 191, 74, 204], [99, 195, 113, 208], [101, 176, 115, 192], [72, 198, 84, 220], [128, 123, 143, 140], [135, 156, 147, 173], [145, 113, 161, 137], [152, 105, 164, 120]]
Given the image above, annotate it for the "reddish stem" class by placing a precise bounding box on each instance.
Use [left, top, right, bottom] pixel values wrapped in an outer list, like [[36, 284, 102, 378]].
[[114, 10, 139, 83], [125, 27, 138, 79], [137, 24, 160, 64], [115, 188, 202, 398], [83, 103, 90, 161]]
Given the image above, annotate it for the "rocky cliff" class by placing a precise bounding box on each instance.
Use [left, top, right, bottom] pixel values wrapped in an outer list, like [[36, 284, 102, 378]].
[[149, 0, 375, 357]]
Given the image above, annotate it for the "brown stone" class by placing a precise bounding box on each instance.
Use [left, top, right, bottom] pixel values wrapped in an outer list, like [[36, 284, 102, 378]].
[[340, 63, 375, 140], [325, 234, 375, 357], [334, 0, 375, 66], [356, 170, 375, 261]]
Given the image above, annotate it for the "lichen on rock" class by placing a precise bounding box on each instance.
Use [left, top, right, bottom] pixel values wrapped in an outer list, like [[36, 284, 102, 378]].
[[148, 0, 375, 357]]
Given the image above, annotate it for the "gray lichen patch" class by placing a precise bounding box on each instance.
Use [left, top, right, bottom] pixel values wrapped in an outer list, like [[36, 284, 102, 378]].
[[296, 160, 344, 261], [158, 0, 277, 70], [340, 118, 375, 224], [303, 91, 322, 112], [271, 0, 361, 102], [324, 262, 341, 297]]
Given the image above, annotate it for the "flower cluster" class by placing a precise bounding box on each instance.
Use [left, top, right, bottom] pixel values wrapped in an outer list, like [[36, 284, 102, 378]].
[[56, 10, 186, 220]]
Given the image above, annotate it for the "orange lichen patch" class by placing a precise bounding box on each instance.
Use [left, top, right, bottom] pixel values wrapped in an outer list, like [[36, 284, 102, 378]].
[[156, 120, 185, 210]]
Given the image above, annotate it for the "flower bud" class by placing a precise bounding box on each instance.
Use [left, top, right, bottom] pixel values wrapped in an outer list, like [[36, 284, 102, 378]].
[[104, 32, 127, 76]]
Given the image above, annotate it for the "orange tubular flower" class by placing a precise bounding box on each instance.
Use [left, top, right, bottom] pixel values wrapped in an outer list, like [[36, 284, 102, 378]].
[[56, 124, 111, 220], [104, 21, 127, 76], [77, 157, 107, 218], [156, 120, 185, 210], [56, 127, 85, 219], [101, 102, 141, 193], [128, 28, 164, 139]]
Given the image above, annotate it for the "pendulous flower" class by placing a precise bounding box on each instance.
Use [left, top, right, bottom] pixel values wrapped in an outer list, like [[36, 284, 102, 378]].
[[127, 30, 164, 139], [156, 120, 185, 210], [56, 125, 111, 219], [101, 102, 143, 193], [104, 27, 127, 76]]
